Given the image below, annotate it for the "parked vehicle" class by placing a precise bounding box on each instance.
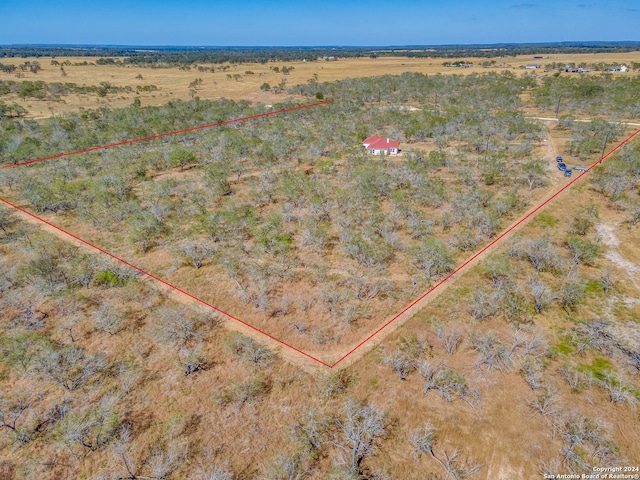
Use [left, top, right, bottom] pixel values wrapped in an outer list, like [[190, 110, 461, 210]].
[[557, 162, 567, 171], [556, 156, 563, 162], [573, 166, 587, 172], [564, 169, 572, 177]]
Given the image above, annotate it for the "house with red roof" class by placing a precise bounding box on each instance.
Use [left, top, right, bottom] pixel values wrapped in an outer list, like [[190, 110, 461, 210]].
[[362, 135, 400, 155]]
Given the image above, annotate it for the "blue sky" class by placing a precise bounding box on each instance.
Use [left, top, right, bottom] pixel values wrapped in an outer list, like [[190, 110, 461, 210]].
[[2, 0, 638, 46]]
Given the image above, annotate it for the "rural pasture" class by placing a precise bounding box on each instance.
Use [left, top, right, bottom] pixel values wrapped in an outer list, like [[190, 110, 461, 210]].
[[2, 51, 640, 119]]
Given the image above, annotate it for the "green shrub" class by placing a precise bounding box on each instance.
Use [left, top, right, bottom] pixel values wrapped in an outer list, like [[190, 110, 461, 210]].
[[94, 269, 125, 287]]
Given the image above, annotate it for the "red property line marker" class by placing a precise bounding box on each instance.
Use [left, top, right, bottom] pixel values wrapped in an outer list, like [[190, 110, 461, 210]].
[[0, 197, 332, 368], [1, 127, 637, 369], [2, 100, 334, 169], [331, 128, 640, 368]]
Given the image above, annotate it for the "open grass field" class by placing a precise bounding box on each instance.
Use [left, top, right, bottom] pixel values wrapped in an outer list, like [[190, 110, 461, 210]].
[[2, 51, 640, 119]]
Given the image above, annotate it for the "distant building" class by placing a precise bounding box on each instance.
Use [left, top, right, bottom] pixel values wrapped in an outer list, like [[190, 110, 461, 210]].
[[363, 135, 400, 155], [525, 64, 541, 69], [608, 64, 628, 72], [444, 61, 473, 68], [565, 66, 589, 73]]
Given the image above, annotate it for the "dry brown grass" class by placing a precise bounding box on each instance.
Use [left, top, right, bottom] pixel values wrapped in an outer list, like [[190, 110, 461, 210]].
[[3, 52, 640, 119], [2, 151, 639, 479]]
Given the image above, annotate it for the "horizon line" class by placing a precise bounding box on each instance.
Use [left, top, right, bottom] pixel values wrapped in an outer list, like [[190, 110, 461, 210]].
[[2, 40, 640, 50]]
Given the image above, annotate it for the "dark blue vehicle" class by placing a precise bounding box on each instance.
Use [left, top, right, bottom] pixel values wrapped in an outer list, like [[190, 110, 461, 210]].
[[564, 169, 572, 177], [556, 156, 563, 162], [557, 162, 567, 171]]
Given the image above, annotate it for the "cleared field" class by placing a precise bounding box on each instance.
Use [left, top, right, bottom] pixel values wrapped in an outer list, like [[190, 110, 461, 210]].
[[2, 52, 640, 119]]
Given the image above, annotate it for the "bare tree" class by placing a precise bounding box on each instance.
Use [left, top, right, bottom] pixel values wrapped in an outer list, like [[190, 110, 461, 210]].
[[520, 359, 544, 391], [560, 367, 592, 393], [529, 388, 560, 418], [111, 425, 140, 479], [118, 362, 142, 395], [331, 401, 386, 478], [225, 333, 274, 366], [519, 238, 561, 273], [559, 274, 586, 314], [111, 425, 185, 480], [468, 332, 513, 372], [34, 345, 107, 392], [198, 467, 234, 480], [175, 238, 215, 269], [316, 367, 354, 397], [522, 159, 548, 194], [467, 289, 497, 322], [559, 413, 619, 472], [382, 349, 416, 381], [0, 208, 14, 235], [519, 329, 547, 359], [540, 457, 562, 478], [147, 442, 182, 480], [408, 424, 482, 479], [440, 449, 483, 480], [408, 423, 436, 460], [528, 275, 551, 314], [152, 306, 215, 348], [420, 362, 482, 413], [601, 372, 637, 407], [291, 409, 329, 456], [597, 269, 615, 295], [434, 325, 462, 355], [61, 395, 120, 455], [260, 451, 309, 480], [0, 394, 31, 443], [93, 300, 128, 336], [382, 334, 429, 380], [179, 342, 208, 376]]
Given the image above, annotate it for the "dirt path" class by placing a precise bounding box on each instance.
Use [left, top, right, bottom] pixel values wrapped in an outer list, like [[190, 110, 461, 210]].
[[596, 223, 640, 286], [527, 117, 640, 127]]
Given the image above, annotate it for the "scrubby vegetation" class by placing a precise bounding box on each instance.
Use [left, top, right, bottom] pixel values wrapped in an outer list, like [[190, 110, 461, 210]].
[[0, 72, 557, 354], [0, 65, 639, 479]]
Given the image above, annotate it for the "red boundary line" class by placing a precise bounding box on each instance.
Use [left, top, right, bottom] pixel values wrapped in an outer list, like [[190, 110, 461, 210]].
[[2, 100, 334, 169], [0, 196, 333, 368], [330, 127, 640, 367], [0, 118, 637, 368]]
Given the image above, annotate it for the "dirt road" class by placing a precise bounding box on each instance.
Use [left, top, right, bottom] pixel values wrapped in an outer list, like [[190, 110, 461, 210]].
[[527, 117, 640, 127]]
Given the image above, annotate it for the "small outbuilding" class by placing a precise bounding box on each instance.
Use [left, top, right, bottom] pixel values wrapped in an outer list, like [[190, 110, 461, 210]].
[[363, 135, 400, 155], [608, 64, 628, 73]]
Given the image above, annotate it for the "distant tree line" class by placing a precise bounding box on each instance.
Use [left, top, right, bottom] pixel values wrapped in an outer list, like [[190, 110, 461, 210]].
[[0, 79, 156, 101], [1, 42, 639, 66]]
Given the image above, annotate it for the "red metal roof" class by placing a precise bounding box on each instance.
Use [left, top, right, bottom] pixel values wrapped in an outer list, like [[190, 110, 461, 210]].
[[363, 136, 400, 150], [363, 135, 383, 145]]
